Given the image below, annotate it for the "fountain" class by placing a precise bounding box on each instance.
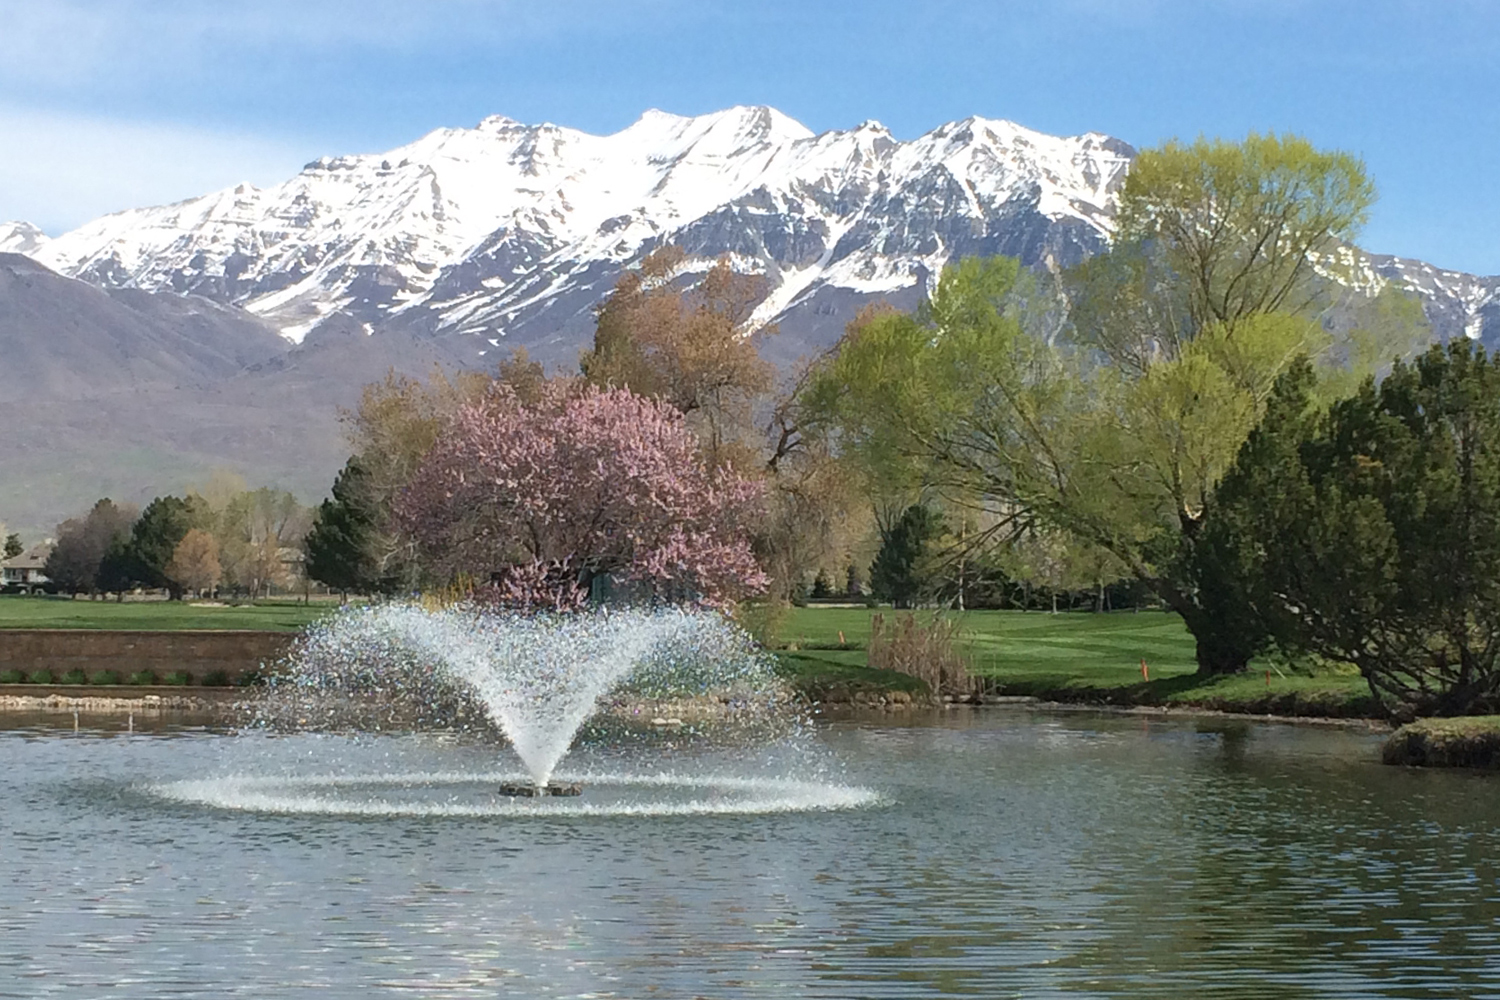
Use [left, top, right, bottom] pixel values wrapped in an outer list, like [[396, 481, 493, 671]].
[[153, 604, 877, 818]]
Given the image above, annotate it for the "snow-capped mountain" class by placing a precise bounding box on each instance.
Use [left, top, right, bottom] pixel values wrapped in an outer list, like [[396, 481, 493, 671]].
[[0, 221, 51, 256], [4, 104, 1499, 535], [18, 106, 1134, 363], [9, 103, 1499, 369]]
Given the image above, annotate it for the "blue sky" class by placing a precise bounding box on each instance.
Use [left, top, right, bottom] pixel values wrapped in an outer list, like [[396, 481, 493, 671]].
[[3, 0, 1497, 274]]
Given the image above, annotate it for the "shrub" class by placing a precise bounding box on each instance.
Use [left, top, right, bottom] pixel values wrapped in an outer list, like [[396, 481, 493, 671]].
[[128, 669, 157, 686], [1205, 344, 1500, 716], [26, 669, 53, 684], [162, 670, 192, 686], [58, 669, 87, 685], [867, 612, 975, 697], [200, 669, 232, 688], [734, 600, 793, 649], [0, 669, 24, 684], [236, 669, 265, 687], [89, 670, 122, 686]]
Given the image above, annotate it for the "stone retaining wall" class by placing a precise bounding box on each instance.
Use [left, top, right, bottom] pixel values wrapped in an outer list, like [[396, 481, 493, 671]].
[[0, 630, 297, 683]]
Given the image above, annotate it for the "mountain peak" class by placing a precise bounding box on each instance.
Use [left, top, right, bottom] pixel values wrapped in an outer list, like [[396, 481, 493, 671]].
[[25, 105, 1140, 344], [0, 221, 51, 256], [477, 114, 523, 130]]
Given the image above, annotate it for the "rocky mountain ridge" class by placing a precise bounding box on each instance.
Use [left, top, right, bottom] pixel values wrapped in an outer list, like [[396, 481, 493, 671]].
[[6, 105, 1498, 360], [8, 106, 1135, 365], [2, 105, 1497, 536]]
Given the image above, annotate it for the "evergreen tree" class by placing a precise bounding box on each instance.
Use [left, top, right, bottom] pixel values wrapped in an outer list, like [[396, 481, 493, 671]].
[[809, 569, 834, 599], [129, 495, 212, 600], [869, 504, 943, 608], [305, 457, 384, 598], [844, 562, 864, 598], [1205, 342, 1500, 717], [96, 538, 141, 599], [3, 534, 21, 560]]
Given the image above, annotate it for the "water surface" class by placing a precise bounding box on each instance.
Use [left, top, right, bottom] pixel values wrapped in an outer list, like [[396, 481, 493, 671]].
[[2, 709, 1497, 998]]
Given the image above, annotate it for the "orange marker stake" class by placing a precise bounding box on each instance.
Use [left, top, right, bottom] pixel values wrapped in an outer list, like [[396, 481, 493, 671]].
[[1265, 669, 1271, 687], [1140, 658, 1149, 681], [838, 630, 846, 646]]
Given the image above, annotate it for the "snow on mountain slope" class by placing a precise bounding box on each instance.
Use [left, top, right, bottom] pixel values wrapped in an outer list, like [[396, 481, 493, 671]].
[[0, 221, 50, 256], [29, 106, 1133, 357], [27, 104, 1493, 362], [1366, 253, 1500, 344]]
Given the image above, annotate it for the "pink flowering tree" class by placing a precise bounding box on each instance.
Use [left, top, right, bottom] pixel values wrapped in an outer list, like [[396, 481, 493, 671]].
[[396, 381, 768, 609]]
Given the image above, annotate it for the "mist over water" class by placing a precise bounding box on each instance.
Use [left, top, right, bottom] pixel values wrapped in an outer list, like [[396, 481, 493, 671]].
[[225, 603, 868, 816]]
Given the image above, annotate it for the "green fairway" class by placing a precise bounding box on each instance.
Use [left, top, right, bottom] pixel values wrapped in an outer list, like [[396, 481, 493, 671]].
[[780, 606, 1197, 682], [0, 596, 1374, 716], [774, 605, 1373, 716], [0, 595, 337, 632]]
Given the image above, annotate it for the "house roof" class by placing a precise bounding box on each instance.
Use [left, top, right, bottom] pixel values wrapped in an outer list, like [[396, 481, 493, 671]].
[[1, 542, 53, 572]]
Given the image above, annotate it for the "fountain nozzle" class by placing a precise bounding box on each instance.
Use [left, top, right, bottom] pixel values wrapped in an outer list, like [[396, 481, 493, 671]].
[[499, 782, 583, 798]]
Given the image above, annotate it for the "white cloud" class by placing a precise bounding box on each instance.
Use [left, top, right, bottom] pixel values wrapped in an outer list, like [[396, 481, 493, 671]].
[[0, 104, 312, 234]]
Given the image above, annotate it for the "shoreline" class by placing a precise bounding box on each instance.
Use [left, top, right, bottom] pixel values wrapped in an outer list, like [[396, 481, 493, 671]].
[[0, 686, 244, 715], [814, 696, 1392, 731], [0, 685, 1389, 732]]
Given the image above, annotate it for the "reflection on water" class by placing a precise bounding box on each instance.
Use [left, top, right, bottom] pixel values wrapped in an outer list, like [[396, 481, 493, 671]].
[[2, 710, 1498, 998]]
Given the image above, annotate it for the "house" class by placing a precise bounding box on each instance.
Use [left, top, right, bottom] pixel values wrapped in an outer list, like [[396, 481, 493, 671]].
[[1, 541, 53, 592]]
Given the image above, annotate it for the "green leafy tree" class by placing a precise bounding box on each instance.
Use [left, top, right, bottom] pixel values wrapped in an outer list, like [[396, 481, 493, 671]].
[[1203, 342, 1500, 718], [3, 533, 21, 561], [1112, 132, 1375, 333], [305, 457, 385, 598], [870, 504, 944, 608], [803, 134, 1427, 674], [129, 495, 212, 599]]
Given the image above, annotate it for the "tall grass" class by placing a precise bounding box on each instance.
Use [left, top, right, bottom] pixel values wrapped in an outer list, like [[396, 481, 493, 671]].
[[867, 612, 975, 696]]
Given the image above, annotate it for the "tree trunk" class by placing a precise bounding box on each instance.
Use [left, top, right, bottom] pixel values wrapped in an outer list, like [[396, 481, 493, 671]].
[[1192, 630, 1253, 675], [1155, 584, 1254, 675]]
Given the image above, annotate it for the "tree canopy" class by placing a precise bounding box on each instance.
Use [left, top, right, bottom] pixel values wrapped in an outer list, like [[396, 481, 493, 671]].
[[1202, 341, 1500, 717], [129, 495, 213, 599], [396, 380, 768, 608], [801, 133, 1429, 673], [44, 499, 138, 595]]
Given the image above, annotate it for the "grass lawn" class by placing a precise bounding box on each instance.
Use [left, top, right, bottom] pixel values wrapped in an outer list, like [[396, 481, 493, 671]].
[[0, 595, 337, 632], [0, 595, 1376, 716], [773, 605, 1374, 716]]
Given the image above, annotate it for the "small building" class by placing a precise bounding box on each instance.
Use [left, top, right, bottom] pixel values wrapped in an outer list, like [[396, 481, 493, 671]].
[[1, 542, 53, 592]]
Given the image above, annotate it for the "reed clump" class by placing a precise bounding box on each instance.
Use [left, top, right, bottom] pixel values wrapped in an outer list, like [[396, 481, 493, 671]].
[[867, 612, 975, 697]]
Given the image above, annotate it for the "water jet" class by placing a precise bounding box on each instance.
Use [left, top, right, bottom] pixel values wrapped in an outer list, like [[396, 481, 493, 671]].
[[208, 603, 874, 818]]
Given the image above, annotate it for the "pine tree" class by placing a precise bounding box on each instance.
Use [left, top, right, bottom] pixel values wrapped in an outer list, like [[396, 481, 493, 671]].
[[869, 504, 943, 608], [129, 495, 212, 600], [304, 457, 384, 599]]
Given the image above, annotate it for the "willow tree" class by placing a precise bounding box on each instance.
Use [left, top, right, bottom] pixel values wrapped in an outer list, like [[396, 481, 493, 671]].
[[804, 134, 1428, 674]]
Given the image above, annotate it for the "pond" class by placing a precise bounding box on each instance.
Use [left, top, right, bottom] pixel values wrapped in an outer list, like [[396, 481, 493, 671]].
[[2, 709, 1497, 998]]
